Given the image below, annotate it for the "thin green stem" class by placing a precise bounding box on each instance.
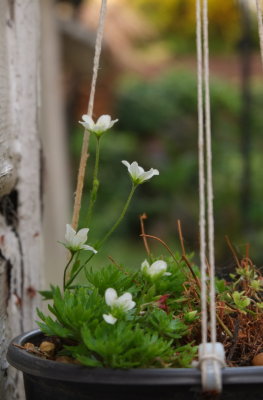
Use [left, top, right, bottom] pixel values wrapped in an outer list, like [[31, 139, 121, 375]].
[[63, 253, 74, 291], [65, 184, 137, 289], [65, 253, 95, 289], [97, 183, 137, 248], [87, 137, 101, 225]]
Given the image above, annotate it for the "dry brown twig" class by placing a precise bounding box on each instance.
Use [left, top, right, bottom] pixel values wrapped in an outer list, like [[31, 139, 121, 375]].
[[140, 213, 151, 257]]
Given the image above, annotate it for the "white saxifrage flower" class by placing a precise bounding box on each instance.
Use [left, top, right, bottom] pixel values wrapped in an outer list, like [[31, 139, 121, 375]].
[[103, 288, 135, 325], [141, 260, 171, 279], [64, 224, 97, 253], [79, 114, 118, 136], [122, 160, 159, 185]]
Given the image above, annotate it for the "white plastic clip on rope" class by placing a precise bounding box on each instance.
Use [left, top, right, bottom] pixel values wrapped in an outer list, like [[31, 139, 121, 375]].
[[196, 0, 226, 393], [199, 343, 226, 392]]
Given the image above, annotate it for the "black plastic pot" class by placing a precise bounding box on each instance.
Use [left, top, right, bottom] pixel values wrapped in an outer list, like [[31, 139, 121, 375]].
[[7, 330, 263, 400]]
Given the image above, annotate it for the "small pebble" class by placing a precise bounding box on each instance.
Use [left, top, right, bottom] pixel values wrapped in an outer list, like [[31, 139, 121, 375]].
[[252, 353, 263, 366], [39, 341, 55, 356], [24, 342, 35, 351]]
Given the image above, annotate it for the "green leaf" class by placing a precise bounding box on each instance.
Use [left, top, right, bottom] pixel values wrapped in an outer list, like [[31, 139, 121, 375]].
[[38, 284, 57, 300], [38, 290, 54, 300], [76, 354, 103, 367], [145, 308, 188, 339], [36, 308, 73, 338], [232, 291, 251, 311], [80, 322, 173, 368], [85, 265, 136, 296], [215, 279, 227, 294], [36, 286, 106, 341]]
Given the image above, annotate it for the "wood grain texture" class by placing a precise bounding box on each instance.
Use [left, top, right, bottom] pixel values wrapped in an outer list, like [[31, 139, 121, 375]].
[[0, 0, 43, 398]]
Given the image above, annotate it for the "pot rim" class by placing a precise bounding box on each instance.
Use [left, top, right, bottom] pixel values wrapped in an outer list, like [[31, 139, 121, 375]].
[[7, 329, 263, 386]]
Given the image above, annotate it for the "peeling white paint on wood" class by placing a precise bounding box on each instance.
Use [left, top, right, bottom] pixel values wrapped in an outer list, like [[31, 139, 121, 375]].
[[0, 0, 16, 197], [11, 0, 43, 330], [0, 0, 43, 399]]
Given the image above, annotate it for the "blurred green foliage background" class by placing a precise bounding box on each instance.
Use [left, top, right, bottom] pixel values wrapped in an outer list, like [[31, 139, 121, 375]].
[[62, 0, 263, 273], [71, 68, 263, 272]]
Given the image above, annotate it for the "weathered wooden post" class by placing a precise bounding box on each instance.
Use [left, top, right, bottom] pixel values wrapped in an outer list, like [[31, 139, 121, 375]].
[[0, 1, 43, 398], [40, 0, 70, 287]]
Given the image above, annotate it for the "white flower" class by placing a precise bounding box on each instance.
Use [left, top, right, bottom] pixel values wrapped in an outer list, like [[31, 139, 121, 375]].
[[105, 288, 135, 311], [122, 161, 159, 185], [103, 288, 135, 324], [141, 260, 171, 279], [103, 313, 117, 325], [64, 224, 97, 253], [79, 114, 118, 135]]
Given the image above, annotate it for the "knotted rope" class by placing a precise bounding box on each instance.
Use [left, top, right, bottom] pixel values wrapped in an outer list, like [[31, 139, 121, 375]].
[[71, 0, 108, 230], [196, 0, 225, 392]]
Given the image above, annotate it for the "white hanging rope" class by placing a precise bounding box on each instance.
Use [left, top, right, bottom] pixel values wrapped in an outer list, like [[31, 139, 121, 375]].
[[202, 0, 216, 347], [72, 0, 108, 230], [196, 0, 207, 346], [256, 0, 263, 67], [196, 0, 225, 393]]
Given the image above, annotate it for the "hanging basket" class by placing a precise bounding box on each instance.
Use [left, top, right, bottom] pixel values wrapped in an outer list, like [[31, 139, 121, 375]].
[[7, 330, 263, 400]]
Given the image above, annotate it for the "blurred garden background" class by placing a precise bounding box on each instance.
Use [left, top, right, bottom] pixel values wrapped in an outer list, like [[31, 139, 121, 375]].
[[53, 0, 263, 277]]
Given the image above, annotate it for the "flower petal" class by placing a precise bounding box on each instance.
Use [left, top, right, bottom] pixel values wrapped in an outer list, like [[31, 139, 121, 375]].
[[122, 160, 131, 172], [96, 115, 111, 129], [141, 259, 150, 271], [123, 300, 136, 311], [116, 292, 135, 311], [118, 292, 132, 301], [82, 114, 94, 124], [109, 118, 118, 128], [105, 288, 118, 306], [129, 162, 141, 179], [137, 165, 145, 175], [81, 244, 97, 253], [79, 115, 95, 130], [116, 292, 132, 306], [75, 228, 89, 245], [103, 313, 117, 325], [140, 168, 159, 182], [129, 300, 136, 310], [150, 260, 167, 274], [65, 224, 76, 244], [79, 121, 88, 129]]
